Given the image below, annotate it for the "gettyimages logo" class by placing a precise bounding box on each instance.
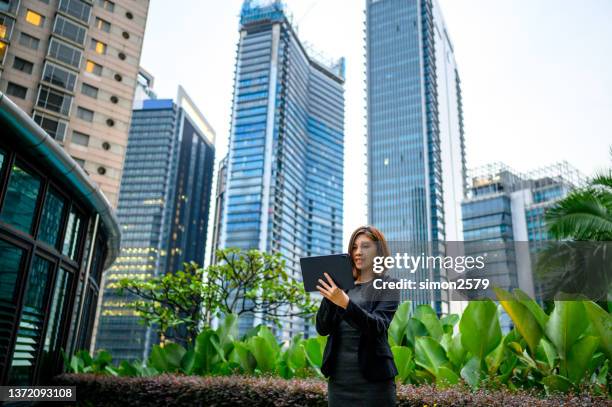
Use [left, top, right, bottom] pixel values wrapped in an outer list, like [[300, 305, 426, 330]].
[[373, 253, 486, 274]]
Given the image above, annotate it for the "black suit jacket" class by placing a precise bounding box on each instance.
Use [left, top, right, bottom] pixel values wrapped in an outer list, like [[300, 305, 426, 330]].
[[315, 273, 400, 381]]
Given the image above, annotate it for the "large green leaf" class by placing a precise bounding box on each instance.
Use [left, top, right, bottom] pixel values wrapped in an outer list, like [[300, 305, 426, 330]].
[[440, 314, 459, 334], [513, 289, 549, 331], [247, 336, 276, 372], [229, 341, 255, 373], [193, 329, 224, 374], [459, 300, 502, 361], [149, 343, 186, 373], [406, 317, 429, 347], [436, 366, 460, 388], [494, 287, 543, 355], [583, 301, 612, 361], [257, 325, 280, 355], [566, 335, 600, 383], [414, 305, 443, 340], [544, 301, 589, 370], [391, 345, 414, 384], [535, 338, 557, 370], [415, 336, 448, 376], [389, 301, 411, 346], [460, 356, 482, 388], [543, 374, 573, 395], [447, 333, 466, 368]]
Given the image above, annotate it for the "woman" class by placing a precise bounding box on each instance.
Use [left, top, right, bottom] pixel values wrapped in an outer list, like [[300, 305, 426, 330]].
[[316, 225, 400, 407]]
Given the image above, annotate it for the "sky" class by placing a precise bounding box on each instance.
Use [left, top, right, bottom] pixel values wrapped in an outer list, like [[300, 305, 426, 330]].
[[139, 0, 612, 251]]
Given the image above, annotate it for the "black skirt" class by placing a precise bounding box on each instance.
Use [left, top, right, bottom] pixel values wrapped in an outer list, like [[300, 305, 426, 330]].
[[327, 282, 396, 407]]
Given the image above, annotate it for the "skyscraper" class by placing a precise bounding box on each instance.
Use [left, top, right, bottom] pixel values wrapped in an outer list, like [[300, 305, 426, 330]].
[[93, 87, 215, 362], [218, 0, 345, 338], [0, 0, 150, 207], [365, 0, 467, 314]]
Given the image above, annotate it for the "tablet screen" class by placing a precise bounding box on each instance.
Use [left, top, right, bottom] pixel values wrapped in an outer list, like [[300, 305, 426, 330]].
[[299, 253, 355, 292]]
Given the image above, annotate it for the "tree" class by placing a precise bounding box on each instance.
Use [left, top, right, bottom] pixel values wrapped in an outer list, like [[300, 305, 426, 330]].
[[545, 147, 612, 241], [116, 248, 317, 346]]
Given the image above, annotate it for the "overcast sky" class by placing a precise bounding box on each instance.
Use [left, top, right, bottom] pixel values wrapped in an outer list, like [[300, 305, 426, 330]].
[[139, 0, 612, 252]]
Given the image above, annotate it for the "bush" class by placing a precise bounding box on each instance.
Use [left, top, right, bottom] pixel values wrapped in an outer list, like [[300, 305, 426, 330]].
[[52, 373, 610, 406]]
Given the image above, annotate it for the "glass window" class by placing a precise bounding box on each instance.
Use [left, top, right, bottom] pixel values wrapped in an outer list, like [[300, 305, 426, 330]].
[[25, 10, 44, 27], [90, 39, 106, 55], [42, 268, 72, 357], [95, 17, 110, 32], [62, 207, 82, 260], [47, 38, 82, 69], [71, 131, 89, 146], [53, 15, 86, 45], [42, 62, 77, 92], [36, 85, 73, 116], [85, 60, 102, 76], [97, 0, 114, 12], [0, 239, 24, 303], [5, 82, 27, 99], [18, 32, 39, 50], [38, 188, 66, 248], [76, 106, 93, 122], [58, 0, 91, 24], [33, 113, 68, 142], [0, 162, 41, 234], [0, 42, 6, 64], [81, 82, 98, 98], [12, 57, 34, 74]]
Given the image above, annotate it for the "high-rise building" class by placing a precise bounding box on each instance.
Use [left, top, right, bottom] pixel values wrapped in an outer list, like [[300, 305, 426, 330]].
[[218, 0, 345, 338], [461, 161, 585, 330], [209, 155, 227, 266], [0, 0, 150, 207], [365, 0, 467, 314], [93, 87, 215, 362]]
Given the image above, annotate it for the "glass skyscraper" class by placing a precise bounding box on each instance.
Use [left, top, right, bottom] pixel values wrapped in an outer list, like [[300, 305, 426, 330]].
[[365, 0, 467, 314], [94, 87, 215, 362], [218, 0, 345, 338]]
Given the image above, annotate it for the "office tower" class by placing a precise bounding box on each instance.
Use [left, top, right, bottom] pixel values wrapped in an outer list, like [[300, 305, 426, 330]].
[[0, 0, 150, 207], [209, 155, 227, 266], [461, 161, 585, 329], [219, 0, 345, 338], [94, 87, 215, 362], [0, 92, 120, 385], [365, 0, 467, 314]]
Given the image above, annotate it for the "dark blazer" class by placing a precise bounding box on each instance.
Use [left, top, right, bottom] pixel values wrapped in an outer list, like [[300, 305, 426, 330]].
[[316, 273, 400, 381]]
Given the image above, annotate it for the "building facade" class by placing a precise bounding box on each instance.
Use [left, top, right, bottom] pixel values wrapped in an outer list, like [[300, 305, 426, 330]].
[[0, 92, 120, 385], [461, 161, 585, 329], [0, 0, 150, 207], [365, 0, 467, 314], [218, 0, 345, 338], [93, 87, 215, 363]]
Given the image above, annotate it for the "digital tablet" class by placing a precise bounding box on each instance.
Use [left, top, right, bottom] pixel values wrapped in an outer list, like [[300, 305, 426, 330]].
[[300, 253, 355, 292]]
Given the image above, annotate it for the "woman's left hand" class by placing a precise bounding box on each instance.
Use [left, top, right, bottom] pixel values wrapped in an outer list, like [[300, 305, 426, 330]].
[[317, 272, 350, 309]]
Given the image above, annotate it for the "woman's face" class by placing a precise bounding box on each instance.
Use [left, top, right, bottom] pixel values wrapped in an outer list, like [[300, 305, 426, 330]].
[[351, 233, 377, 273]]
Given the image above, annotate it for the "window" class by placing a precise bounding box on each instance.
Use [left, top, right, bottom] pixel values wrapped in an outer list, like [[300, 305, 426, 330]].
[[53, 15, 86, 45], [42, 62, 77, 92], [18, 32, 39, 50], [12, 57, 33, 74], [37, 85, 72, 116], [38, 188, 66, 248], [90, 38, 106, 54], [0, 14, 15, 40], [47, 38, 82, 69], [33, 113, 68, 141], [71, 130, 89, 146], [25, 10, 44, 27], [0, 162, 41, 234], [95, 17, 110, 32], [6, 82, 27, 99], [76, 106, 93, 122], [0, 240, 24, 303], [0, 42, 6, 63], [81, 82, 98, 98], [85, 60, 102, 76], [62, 208, 83, 259], [58, 0, 91, 24], [97, 0, 114, 12]]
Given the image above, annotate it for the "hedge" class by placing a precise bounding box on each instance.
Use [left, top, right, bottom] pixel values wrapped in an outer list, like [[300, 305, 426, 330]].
[[52, 373, 611, 406]]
